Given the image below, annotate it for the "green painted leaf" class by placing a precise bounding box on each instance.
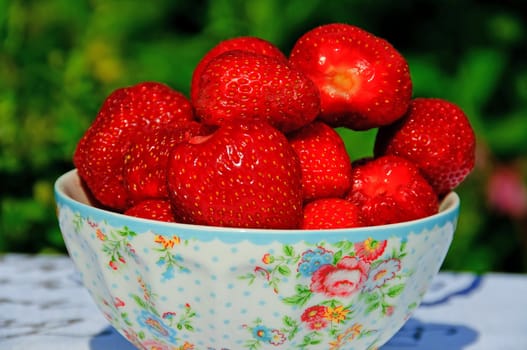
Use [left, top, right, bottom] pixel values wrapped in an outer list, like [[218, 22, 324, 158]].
[[132, 294, 148, 309], [278, 264, 291, 276], [283, 315, 296, 327], [333, 250, 343, 264], [366, 301, 380, 314], [283, 244, 295, 257], [387, 284, 405, 297], [364, 291, 380, 303], [282, 285, 313, 306]]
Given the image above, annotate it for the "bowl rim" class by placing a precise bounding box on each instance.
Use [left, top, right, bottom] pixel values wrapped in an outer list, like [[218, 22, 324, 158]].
[[55, 169, 460, 241]]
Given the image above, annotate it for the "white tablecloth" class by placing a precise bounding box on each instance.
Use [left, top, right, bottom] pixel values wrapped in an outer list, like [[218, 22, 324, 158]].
[[1, 254, 526, 349]]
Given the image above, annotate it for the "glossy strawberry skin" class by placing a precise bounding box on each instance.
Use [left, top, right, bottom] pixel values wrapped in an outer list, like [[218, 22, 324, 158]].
[[288, 121, 352, 202], [167, 118, 303, 229], [289, 23, 412, 130], [194, 50, 320, 133], [190, 36, 287, 103], [374, 98, 476, 197], [123, 122, 203, 206], [73, 82, 195, 211], [302, 198, 363, 229], [124, 199, 176, 222], [346, 155, 439, 226]]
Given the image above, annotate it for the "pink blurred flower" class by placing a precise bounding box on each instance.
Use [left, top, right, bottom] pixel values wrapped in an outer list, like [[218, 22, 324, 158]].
[[487, 166, 527, 218]]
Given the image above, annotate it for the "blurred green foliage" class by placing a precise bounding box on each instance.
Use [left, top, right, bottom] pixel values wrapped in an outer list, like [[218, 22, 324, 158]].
[[1, 0, 526, 272]]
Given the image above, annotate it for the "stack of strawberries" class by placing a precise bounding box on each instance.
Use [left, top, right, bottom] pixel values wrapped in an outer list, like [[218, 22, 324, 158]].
[[74, 23, 476, 230]]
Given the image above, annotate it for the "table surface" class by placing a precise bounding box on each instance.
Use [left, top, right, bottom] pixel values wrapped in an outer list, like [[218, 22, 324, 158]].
[[1, 253, 526, 350]]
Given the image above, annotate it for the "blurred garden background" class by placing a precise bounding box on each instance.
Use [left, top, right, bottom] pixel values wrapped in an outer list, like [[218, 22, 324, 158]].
[[1, 0, 526, 273]]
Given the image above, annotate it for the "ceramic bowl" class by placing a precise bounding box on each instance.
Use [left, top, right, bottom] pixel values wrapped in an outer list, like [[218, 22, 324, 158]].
[[54, 169, 459, 350]]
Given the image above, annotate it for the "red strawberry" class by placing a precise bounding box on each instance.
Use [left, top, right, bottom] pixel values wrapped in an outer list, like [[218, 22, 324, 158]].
[[123, 122, 203, 206], [302, 198, 363, 229], [124, 199, 176, 222], [190, 36, 287, 103], [374, 98, 476, 197], [345, 155, 439, 226], [194, 50, 320, 133], [167, 118, 303, 229], [288, 121, 352, 202], [289, 23, 412, 130], [73, 82, 194, 211]]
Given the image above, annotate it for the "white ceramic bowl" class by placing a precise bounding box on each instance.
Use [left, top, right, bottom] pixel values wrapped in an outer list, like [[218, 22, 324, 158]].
[[55, 169, 459, 350]]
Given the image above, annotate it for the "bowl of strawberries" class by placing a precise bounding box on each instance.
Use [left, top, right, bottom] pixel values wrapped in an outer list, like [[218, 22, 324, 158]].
[[55, 22, 475, 350]]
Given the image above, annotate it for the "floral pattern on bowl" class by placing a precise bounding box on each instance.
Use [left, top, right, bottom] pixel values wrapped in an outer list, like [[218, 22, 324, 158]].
[[55, 170, 459, 350]]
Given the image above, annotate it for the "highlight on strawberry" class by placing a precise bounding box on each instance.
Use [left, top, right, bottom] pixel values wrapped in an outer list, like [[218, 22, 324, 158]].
[[73, 22, 476, 229]]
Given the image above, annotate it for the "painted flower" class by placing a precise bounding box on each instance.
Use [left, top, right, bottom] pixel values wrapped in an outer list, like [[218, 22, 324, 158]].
[[262, 253, 274, 264], [328, 323, 363, 350], [252, 325, 272, 342], [178, 342, 195, 350], [96, 228, 107, 241], [156, 253, 190, 280], [137, 310, 178, 343], [87, 219, 98, 228], [138, 276, 156, 303], [298, 247, 334, 277], [114, 297, 125, 308], [324, 305, 350, 324], [310, 256, 369, 297], [126, 242, 136, 254], [162, 265, 176, 281], [253, 266, 271, 281], [102, 312, 113, 322], [155, 235, 181, 249], [162, 311, 177, 320], [109, 260, 119, 270], [363, 258, 402, 291], [141, 339, 173, 350], [122, 328, 143, 349], [269, 329, 287, 346], [301, 305, 329, 330], [355, 238, 387, 262], [385, 305, 395, 316]]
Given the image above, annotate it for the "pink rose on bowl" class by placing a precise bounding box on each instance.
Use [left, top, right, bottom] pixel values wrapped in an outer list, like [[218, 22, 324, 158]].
[[311, 256, 369, 297]]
